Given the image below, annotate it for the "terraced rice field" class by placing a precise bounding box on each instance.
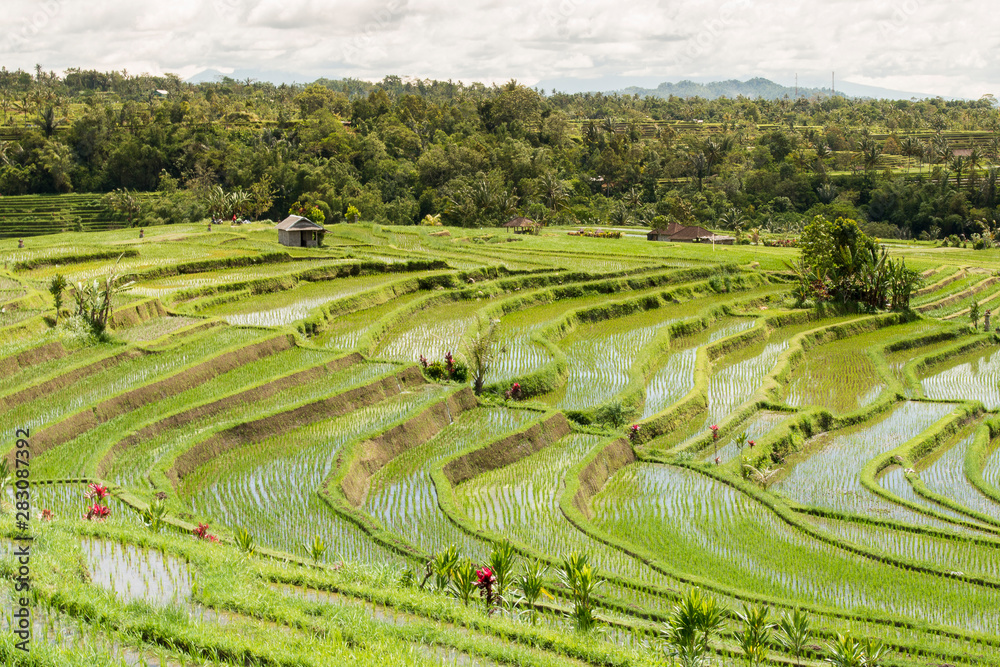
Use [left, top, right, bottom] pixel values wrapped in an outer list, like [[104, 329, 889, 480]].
[[366, 407, 538, 558], [774, 401, 957, 520], [921, 346, 1000, 408], [7, 222, 1000, 666], [914, 426, 1000, 522], [593, 463, 1000, 633], [199, 272, 439, 327], [181, 385, 451, 566], [543, 309, 680, 409]]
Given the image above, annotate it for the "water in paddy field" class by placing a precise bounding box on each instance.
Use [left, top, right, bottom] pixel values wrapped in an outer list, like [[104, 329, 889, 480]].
[[642, 317, 758, 419], [877, 464, 994, 531], [701, 410, 790, 463], [593, 462, 1000, 633], [915, 424, 1000, 522], [773, 401, 956, 517], [272, 584, 504, 667], [27, 484, 137, 527], [921, 347, 1000, 408], [0, 602, 202, 667], [803, 514, 1000, 580], [987, 443, 1000, 494], [80, 538, 194, 606]]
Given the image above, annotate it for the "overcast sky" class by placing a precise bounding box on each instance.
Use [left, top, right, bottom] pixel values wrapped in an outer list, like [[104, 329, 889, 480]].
[[2, 0, 997, 98]]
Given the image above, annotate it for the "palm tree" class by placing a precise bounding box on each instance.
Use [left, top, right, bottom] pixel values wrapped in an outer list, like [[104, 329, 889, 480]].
[[688, 152, 709, 191], [536, 172, 568, 212], [858, 137, 883, 174], [950, 155, 967, 189], [967, 147, 982, 191], [817, 183, 838, 204]]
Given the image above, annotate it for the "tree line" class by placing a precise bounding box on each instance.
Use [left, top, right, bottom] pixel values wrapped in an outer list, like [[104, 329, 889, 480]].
[[1, 65, 999, 238]]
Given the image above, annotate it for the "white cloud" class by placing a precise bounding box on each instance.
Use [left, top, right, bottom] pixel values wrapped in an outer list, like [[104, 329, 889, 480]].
[[0, 0, 996, 98]]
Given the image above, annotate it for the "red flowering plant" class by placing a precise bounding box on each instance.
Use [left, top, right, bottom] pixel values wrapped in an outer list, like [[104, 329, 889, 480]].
[[445, 351, 455, 375], [84, 504, 110, 521], [86, 483, 110, 500], [505, 382, 523, 400], [628, 424, 641, 442], [193, 523, 217, 541], [475, 566, 497, 615], [709, 425, 719, 440], [419, 355, 428, 368], [40, 508, 55, 521]]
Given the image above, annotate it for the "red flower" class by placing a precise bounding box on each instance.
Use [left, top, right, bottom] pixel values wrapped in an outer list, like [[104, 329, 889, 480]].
[[86, 483, 110, 500], [40, 508, 55, 521], [84, 504, 110, 521], [748, 440, 756, 448], [193, 523, 211, 539], [714, 456, 721, 465], [419, 355, 428, 368], [628, 424, 641, 442], [207, 534, 220, 543], [709, 425, 719, 441]]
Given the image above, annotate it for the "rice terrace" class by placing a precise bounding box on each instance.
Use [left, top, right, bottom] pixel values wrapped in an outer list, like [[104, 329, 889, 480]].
[[6, 217, 1000, 667]]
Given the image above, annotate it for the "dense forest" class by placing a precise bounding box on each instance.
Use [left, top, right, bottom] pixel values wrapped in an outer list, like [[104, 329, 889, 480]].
[[2, 65, 1000, 240]]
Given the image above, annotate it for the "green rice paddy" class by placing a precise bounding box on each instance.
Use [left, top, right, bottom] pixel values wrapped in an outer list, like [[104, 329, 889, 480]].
[[7, 222, 1000, 666]]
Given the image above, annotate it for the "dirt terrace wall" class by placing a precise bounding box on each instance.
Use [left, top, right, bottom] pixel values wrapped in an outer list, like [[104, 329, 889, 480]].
[[443, 413, 570, 486], [167, 364, 426, 485], [573, 438, 636, 519], [341, 387, 479, 506], [0, 348, 141, 413], [110, 298, 168, 329], [30, 334, 294, 459], [0, 341, 66, 380], [97, 352, 364, 478]]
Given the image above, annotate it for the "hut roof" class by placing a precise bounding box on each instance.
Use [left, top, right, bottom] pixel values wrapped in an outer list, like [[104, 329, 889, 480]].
[[503, 217, 537, 228], [649, 222, 687, 236], [668, 225, 715, 241], [277, 215, 325, 231]]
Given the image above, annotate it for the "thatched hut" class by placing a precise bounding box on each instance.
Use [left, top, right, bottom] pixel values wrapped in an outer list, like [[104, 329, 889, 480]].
[[503, 217, 537, 234]]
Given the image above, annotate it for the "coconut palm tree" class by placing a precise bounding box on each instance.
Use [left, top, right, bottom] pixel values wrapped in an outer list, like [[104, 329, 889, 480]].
[[950, 155, 967, 189]]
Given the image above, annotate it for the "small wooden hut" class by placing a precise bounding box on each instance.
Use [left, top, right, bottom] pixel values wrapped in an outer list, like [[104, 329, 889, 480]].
[[503, 217, 537, 234], [277, 215, 326, 248]]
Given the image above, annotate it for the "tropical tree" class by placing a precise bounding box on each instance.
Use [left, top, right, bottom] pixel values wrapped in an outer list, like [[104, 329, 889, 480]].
[[72, 255, 135, 336], [48, 274, 67, 321], [536, 172, 568, 212], [660, 589, 727, 667], [464, 316, 507, 396], [735, 603, 774, 667], [102, 188, 143, 226], [776, 608, 812, 667]]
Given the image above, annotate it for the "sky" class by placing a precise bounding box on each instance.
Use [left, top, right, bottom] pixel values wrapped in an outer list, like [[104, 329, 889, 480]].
[[2, 0, 998, 99]]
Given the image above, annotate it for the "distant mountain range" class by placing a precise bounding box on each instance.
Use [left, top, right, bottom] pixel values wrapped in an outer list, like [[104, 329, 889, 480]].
[[535, 75, 943, 101], [184, 69, 945, 101]]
